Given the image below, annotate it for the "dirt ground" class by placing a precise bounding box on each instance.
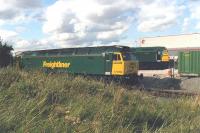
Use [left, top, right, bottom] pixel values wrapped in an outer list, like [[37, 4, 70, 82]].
[[139, 69, 200, 92]]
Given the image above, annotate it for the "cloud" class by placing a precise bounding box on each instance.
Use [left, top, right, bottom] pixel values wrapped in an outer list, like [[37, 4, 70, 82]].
[[42, 0, 185, 47], [182, 18, 190, 32], [9, 0, 42, 9], [0, 0, 42, 25], [0, 29, 18, 40], [0, 9, 19, 20], [0, 0, 42, 9], [0, 28, 53, 52], [42, 0, 139, 46], [137, 0, 184, 32], [1, 0, 187, 51], [188, 0, 200, 29], [14, 38, 56, 52]]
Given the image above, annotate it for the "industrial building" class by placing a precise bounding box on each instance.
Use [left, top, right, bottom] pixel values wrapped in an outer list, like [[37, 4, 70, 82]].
[[139, 33, 200, 58]]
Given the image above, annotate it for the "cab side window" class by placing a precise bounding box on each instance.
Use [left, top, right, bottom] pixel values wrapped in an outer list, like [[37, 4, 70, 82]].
[[117, 54, 121, 60], [113, 54, 121, 61], [157, 51, 162, 60], [113, 54, 117, 60]]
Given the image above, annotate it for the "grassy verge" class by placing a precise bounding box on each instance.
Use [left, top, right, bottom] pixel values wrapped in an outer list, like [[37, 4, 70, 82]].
[[0, 68, 200, 132]]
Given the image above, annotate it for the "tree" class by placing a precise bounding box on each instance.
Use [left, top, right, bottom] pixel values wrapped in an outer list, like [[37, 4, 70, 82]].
[[0, 39, 13, 67]]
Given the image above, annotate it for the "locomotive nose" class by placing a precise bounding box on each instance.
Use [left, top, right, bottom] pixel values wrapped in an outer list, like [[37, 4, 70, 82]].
[[124, 61, 138, 75], [162, 50, 170, 62]]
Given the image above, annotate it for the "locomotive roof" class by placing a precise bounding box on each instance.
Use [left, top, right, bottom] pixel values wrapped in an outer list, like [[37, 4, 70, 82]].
[[131, 46, 167, 52], [18, 45, 130, 57]]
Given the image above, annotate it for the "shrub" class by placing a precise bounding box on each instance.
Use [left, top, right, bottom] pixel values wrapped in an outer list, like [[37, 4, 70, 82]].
[[0, 39, 13, 67]]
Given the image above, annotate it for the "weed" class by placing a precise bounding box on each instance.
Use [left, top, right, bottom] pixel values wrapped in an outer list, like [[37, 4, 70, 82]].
[[0, 68, 200, 132]]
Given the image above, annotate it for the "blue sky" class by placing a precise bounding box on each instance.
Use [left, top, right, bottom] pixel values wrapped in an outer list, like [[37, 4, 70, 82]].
[[0, 0, 200, 51]]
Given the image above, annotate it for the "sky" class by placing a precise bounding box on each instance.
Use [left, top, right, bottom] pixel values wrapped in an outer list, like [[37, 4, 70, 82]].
[[0, 0, 200, 51]]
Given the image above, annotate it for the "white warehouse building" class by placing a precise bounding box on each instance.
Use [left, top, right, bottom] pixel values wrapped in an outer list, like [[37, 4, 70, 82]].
[[138, 33, 200, 58], [139, 33, 200, 48]]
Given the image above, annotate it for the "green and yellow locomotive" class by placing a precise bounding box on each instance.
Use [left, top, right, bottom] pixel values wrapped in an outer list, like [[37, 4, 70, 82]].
[[131, 47, 170, 70], [16, 46, 139, 80]]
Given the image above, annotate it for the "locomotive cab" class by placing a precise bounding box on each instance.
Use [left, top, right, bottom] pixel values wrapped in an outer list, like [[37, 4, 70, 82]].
[[111, 52, 138, 76], [161, 50, 169, 62], [157, 50, 169, 62]]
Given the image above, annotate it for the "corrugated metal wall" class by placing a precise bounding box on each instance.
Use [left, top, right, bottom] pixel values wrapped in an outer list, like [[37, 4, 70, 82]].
[[178, 51, 200, 76]]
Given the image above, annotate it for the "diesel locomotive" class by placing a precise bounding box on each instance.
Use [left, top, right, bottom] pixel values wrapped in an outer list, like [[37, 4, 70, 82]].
[[16, 46, 139, 81], [131, 47, 170, 70]]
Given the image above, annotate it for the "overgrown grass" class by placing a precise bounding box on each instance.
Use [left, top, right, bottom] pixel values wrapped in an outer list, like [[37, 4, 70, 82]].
[[0, 67, 200, 132]]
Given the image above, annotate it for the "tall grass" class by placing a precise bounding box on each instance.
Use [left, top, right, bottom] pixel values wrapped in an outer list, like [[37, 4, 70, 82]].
[[0, 67, 200, 132]]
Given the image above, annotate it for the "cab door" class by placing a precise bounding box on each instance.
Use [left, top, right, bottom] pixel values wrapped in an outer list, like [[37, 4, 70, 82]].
[[112, 53, 124, 75], [105, 53, 112, 75]]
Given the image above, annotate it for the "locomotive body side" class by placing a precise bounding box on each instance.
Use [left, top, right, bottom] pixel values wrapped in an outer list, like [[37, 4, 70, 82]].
[[131, 47, 170, 70], [17, 46, 139, 78]]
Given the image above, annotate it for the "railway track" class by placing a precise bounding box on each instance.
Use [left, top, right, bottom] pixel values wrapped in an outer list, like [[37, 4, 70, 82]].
[[144, 89, 199, 98], [92, 76, 199, 98], [129, 78, 199, 98]]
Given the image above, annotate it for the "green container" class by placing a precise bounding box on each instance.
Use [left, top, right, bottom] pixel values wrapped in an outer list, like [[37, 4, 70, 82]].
[[178, 51, 200, 76]]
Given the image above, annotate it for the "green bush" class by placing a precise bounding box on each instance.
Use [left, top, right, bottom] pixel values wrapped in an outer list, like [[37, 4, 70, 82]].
[[0, 39, 13, 67]]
